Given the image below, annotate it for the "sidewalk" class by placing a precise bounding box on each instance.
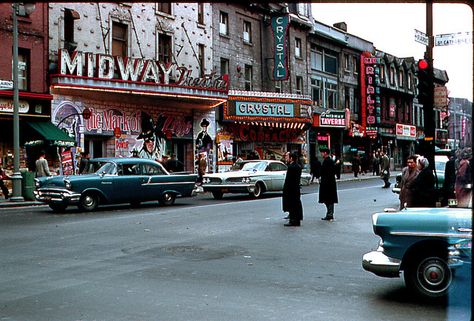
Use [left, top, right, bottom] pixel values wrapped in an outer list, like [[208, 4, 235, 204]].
[[0, 171, 396, 209]]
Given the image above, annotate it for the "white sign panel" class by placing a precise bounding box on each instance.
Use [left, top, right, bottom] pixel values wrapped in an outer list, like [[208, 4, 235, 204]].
[[435, 32, 472, 46], [0, 80, 13, 90], [0, 99, 29, 113], [415, 29, 429, 46]]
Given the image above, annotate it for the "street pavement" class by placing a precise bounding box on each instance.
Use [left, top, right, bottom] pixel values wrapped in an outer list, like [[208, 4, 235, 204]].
[[0, 171, 390, 209]]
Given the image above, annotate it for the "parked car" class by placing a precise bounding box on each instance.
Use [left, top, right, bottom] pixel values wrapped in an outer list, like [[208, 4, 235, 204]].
[[34, 157, 198, 212], [201, 160, 311, 199], [392, 154, 449, 196], [362, 206, 472, 299]]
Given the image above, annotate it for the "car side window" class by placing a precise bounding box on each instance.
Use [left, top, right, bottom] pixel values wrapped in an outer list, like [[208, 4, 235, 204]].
[[121, 164, 140, 176], [275, 163, 287, 171], [141, 163, 166, 175]]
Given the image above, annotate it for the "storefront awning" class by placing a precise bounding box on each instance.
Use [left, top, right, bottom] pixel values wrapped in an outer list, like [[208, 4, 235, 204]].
[[26, 121, 76, 147]]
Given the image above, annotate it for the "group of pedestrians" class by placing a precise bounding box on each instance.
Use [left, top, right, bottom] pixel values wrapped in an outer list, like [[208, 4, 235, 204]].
[[282, 148, 338, 227], [399, 155, 436, 209]]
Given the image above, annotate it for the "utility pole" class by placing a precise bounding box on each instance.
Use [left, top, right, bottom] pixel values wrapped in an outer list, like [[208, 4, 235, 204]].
[[423, 0, 435, 171]]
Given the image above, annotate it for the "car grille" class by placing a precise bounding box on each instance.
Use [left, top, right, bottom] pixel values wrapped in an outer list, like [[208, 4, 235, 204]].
[[208, 178, 222, 184], [226, 177, 245, 183]]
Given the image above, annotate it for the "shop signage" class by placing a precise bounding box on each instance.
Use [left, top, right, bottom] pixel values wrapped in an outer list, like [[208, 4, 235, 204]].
[[85, 108, 141, 134], [319, 110, 346, 127], [236, 101, 293, 117], [434, 86, 448, 109], [0, 99, 29, 113], [435, 32, 472, 46], [155, 115, 193, 139], [396, 123, 416, 139], [435, 129, 448, 145], [271, 15, 290, 80], [58, 49, 228, 91], [360, 52, 381, 136], [229, 125, 303, 143], [0, 80, 13, 90]]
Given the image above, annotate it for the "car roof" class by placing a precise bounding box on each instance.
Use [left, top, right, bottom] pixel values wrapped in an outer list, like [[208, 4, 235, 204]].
[[89, 157, 159, 165]]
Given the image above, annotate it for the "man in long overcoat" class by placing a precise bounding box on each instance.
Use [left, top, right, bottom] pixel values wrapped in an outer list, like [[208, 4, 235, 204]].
[[380, 150, 391, 188], [399, 155, 419, 209], [282, 152, 303, 227], [319, 148, 338, 221]]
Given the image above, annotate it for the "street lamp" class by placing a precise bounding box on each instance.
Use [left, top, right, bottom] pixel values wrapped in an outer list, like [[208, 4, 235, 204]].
[[11, 2, 35, 202]]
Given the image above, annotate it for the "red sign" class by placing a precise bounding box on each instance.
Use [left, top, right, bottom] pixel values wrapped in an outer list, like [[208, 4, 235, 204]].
[[114, 127, 121, 138]]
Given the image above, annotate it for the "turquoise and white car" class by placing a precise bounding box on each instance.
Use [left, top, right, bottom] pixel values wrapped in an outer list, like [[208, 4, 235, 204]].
[[34, 158, 198, 212], [362, 206, 472, 299]]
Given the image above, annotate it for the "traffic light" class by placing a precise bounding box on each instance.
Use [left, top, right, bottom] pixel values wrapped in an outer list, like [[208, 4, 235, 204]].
[[417, 59, 431, 106]]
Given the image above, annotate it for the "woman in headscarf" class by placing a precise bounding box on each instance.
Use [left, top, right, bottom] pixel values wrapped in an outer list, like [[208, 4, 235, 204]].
[[412, 156, 436, 207]]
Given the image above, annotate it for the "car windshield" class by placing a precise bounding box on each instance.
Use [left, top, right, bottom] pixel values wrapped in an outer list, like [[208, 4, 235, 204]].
[[83, 161, 107, 174], [230, 161, 266, 172], [95, 162, 117, 175], [434, 155, 449, 172]]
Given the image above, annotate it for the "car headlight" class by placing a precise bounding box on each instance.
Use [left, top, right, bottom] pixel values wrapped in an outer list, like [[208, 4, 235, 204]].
[[64, 180, 72, 190], [34, 178, 40, 188], [242, 177, 251, 183], [202, 177, 210, 184]]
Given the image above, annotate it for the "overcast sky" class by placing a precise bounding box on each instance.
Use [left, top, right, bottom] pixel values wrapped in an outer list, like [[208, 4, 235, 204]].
[[311, 3, 473, 101]]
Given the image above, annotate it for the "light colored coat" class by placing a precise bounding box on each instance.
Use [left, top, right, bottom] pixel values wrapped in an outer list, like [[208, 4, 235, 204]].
[[35, 157, 51, 177]]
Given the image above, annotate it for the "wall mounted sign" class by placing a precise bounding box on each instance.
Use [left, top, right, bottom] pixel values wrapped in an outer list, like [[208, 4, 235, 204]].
[[319, 110, 346, 127], [58, 49, 228, 91], [85, 108, 141, 135], [0, 99, 29, 113], [235, 101, 293, 117], [396, 123, 416, 140], [360, 52, 381, 136], [271, 15, 290, 81]]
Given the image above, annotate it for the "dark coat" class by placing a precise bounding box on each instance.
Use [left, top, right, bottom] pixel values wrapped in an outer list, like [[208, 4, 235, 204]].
[[319, 156, 338, 204], [282, 161, 303, 220], [412, 167, 435, 207], [310, 158, 322, 178], [443, 158, 456, 201]]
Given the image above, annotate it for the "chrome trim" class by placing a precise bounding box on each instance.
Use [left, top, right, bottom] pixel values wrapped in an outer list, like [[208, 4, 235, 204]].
[[390, 231, 472, 239], [203, 183, 253, 188], [458, 228, 472, 233], [101, 182, 113, 185], [362, 249, 401, 278], [142, 181, 195, 186]]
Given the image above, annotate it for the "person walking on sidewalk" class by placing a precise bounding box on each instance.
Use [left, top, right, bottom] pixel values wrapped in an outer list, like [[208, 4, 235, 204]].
[[352, 154, 360, 178], [319, 148, 338, 221], [282, 152, 303, 227], [399, 155, 419, 209], [380, 150, 391, 188], [35, 151, 51, 177], [0, 167, 10, 199], [412, 157, 436, 207]]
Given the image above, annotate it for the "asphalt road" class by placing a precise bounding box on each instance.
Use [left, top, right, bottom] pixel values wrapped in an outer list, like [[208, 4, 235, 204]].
[[0, 179, 470, 321]]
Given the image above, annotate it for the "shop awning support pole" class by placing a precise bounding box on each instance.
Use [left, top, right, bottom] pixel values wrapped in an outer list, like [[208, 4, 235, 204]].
[[10, 3, 24, 201]]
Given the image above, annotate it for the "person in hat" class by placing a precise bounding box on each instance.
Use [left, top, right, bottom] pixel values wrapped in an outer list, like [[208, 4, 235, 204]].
[[318, 148, 338, 221], [196, 118, 213, 152], [282, 152, 303, 227], [138, 113, 161, 161]]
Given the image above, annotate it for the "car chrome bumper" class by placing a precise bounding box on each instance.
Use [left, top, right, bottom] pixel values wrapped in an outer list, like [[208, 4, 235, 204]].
[[34, 188, 81, 204], [202, 184, 254, 194], [362, 248, 401, 278]]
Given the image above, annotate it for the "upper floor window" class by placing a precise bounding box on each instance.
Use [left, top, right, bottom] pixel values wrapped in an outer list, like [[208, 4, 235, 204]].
[[198, 44, 205, 77], [311, 78, 322, 106], [157, 3, 171, 15], [389, 66, 395, 85], [344, 54, 350, 70], [295, 38, 302, 58], [64, 8, 80, 52], [398, 70, 404, 87], [407, 73, 412, 90], [244, 64, 253, 91], [197, 3, 204, 24], [158, 33, 172, 64], [219, 12, 229, 36], [352, 56, 358, 74], [220, 58, 229, 77], [379, 65, 385, 83], [326, 82, 338, 109], [112, 21, 128, 57], [297, 3, 308, 17], [311, 46, 337, 75], [13, 49, 29, 91], [296, 76, 303, 95], [243, 21, 252, 44]]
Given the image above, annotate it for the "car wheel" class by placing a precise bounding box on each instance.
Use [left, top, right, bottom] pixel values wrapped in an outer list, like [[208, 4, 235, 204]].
[[78, 193, 99, 212], [212, 191, 223, 200], [404, 250, 452, 299], [250, 182, 264, 198], [159, 192, 176, 206], [49, 204, 67, 213]]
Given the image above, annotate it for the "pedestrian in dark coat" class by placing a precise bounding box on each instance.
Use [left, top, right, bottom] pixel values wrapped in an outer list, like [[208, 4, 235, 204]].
[[282, 152, 303, 227], [310, 156, 321, 183], [442, 151, 456, 206], [412, 157, 436, 207], [319, 148, 338, 221], [352, 155, 360, 178]]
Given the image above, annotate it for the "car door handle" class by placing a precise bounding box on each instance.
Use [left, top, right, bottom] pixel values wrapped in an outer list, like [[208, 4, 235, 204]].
[[457, 228, 472, 233]]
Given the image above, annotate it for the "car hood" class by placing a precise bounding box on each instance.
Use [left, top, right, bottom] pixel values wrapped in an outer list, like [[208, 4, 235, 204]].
[[37, 174, 98, 188], [204, 170, 266, 179]]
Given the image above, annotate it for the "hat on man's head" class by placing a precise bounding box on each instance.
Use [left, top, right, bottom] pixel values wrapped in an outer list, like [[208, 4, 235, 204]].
[[138, 112, 155, 140], [200, 118, 210, 127]]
